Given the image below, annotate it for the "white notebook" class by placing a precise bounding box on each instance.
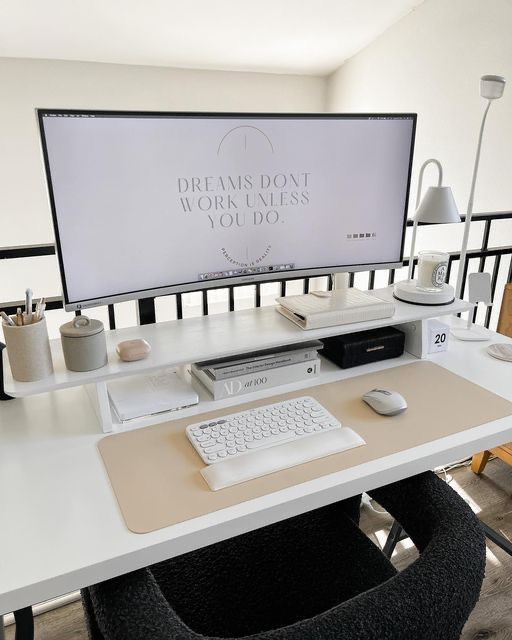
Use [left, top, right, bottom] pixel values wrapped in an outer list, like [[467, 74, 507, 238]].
[[276, 288, 395, 330], [107, 369, 198, 422]]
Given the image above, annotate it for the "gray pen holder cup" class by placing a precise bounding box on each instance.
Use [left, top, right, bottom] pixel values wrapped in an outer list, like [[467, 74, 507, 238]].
[[3, 318, 54, 382]]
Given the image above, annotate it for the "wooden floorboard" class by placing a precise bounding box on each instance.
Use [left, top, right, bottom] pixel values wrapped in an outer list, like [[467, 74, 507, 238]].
[[4, 459, 512, 639]]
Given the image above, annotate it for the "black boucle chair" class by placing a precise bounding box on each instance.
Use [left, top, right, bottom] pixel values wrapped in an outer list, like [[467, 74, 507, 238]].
[[82, 471, 485, 640]]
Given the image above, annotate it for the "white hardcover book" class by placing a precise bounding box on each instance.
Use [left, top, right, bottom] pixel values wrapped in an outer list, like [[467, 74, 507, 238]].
[[191, 358, 320, 400], [276, 288, 395, 330]]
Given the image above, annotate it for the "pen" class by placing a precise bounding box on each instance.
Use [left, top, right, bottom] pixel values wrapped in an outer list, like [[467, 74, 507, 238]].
[[25, 288, 33, 314], [33, 297, 47, 321], [24, 288, 33, 325], [16, 307, 24, 326], [0, 311, 15, 326]]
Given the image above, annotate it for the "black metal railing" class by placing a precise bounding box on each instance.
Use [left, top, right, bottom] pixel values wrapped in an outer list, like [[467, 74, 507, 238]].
[[1, 211, 511, 330]]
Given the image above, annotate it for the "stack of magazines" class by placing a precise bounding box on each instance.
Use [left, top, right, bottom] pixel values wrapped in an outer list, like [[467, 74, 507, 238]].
[[191, 340, 323, 400]]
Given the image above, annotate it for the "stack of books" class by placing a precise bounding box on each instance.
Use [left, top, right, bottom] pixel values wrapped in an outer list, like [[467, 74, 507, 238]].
[[191, 341, 322, 400]]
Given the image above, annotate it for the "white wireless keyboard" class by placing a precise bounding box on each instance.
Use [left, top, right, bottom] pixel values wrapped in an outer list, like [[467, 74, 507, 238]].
[[186, 396, 366, 490], [186, 396, 342, 465]]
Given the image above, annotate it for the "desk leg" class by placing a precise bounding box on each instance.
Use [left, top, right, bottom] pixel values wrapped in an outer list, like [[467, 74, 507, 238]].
[[480, 522, 512, 556], [0, 343, 14, 401], [13, 608, 33, 640], [84, 382, 113, 433], [383, 519, 512, 559], [382, 520, 408, 558]]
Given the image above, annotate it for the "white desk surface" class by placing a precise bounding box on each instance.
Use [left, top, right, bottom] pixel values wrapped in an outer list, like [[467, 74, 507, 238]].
[[1, 320, 512, 615]]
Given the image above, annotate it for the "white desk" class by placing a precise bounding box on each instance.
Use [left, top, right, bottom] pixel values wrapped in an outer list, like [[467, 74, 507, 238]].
[[1, 317, 512, 618]]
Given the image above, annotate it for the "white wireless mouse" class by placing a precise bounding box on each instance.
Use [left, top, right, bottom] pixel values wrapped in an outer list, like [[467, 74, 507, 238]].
[[362, 388, 408, 416]]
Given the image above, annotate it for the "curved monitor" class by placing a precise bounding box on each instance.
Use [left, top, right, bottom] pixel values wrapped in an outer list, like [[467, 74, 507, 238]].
[[37, 110, 416, 311]]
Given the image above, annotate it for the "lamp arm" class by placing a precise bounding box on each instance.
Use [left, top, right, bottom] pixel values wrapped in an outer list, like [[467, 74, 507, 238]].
[[455, 99, 492, 298], [408, 158, 442, 280], [415, 158, 443, 208]]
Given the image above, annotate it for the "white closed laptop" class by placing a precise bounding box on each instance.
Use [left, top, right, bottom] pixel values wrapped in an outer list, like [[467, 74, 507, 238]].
[[107, 369, 198, 422]]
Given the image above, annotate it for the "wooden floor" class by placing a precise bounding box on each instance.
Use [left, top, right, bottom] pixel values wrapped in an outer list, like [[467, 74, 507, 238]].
[[4, 458, 512, 639]]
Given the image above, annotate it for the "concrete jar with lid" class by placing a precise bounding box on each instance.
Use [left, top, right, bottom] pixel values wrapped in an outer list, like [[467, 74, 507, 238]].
[[60, 316, 108, 372]]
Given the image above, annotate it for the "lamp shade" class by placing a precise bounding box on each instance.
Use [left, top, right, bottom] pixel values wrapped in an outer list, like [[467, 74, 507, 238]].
[[414, 186, 460, 224]]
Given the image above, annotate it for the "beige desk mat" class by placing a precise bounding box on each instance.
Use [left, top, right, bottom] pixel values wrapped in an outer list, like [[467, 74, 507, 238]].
[[98, 362, 512, 533]]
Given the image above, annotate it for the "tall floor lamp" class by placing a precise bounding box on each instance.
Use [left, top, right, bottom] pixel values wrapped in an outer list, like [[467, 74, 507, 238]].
[[455, 74, 506, 300]]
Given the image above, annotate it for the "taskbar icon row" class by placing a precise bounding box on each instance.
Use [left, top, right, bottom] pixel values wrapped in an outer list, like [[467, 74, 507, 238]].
[[199, 263, 295, 281]]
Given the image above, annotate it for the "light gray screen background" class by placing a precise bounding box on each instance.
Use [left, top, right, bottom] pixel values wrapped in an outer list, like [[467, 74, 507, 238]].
[[41, 115, 414, 303]]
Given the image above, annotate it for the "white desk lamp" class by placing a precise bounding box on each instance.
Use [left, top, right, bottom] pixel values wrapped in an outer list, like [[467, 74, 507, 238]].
[[394, 158, 460, 305], [455, 74, 506, 301]]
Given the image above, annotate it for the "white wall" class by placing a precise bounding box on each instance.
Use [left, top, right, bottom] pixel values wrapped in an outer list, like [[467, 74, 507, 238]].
[[0, 57, 324, 330], [0, 57, 325, 248], [327, 0, 512, 224], [326, 0, 512, 327], [3, 2, 511, 329]]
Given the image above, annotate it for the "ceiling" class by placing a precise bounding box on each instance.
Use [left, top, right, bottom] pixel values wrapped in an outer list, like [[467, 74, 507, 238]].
[[0, 0, 425, 75]]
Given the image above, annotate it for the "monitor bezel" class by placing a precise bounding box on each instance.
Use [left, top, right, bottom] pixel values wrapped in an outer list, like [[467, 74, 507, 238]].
[[37, 109, 416, 312]]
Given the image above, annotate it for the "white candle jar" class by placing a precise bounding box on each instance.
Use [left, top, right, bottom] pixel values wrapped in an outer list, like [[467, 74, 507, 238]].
[[417, 251, 449, 291]]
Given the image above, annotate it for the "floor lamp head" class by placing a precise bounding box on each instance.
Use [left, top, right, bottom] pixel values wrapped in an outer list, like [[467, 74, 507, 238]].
[[480, 75, 505, 100]]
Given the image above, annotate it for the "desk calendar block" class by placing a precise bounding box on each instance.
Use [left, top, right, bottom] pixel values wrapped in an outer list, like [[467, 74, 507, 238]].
[[428, 320, 450, 353]]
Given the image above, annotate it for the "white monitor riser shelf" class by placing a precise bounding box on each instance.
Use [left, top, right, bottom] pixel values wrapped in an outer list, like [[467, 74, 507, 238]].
[[2, 286, 473, 433]]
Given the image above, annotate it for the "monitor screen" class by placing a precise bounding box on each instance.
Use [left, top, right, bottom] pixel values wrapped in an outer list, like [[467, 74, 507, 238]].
[[38, 110, 416, 311]]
